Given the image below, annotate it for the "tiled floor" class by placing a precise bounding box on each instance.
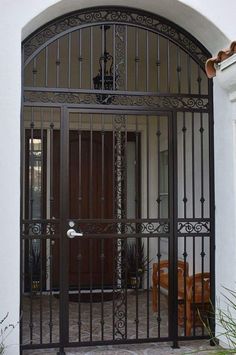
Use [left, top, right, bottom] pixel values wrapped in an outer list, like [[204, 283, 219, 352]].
[[23, 340, 216, 354], [22, 291, 213, 354]]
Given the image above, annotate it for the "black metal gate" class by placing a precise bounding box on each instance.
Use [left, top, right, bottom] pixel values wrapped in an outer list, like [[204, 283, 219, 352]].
[[21, 7, 214, 354]]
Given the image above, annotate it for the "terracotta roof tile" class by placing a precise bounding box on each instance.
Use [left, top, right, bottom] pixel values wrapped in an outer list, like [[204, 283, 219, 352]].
[[205, 41, 236, 78]]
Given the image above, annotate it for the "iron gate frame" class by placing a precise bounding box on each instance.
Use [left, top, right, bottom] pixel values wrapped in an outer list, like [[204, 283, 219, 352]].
[[59, 108, 176, 351], [20, 6, 215, 354]]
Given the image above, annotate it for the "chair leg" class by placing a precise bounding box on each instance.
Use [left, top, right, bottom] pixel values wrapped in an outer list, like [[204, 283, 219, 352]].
[[185, 299, 192, 336], [152, 286, 157, 312]]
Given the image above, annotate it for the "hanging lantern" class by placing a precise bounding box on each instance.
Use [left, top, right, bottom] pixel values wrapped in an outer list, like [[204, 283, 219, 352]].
[[93, 25, 117, 104]]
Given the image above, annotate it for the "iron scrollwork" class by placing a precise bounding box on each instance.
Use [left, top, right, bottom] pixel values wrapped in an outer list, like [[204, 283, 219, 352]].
[[71, 220, 170, 235], [115, 24, 126, 90], [21, 220, 60, 238], [178, 220, 210, 234], [113, 114, 127, 339], [24, 91, 209, 111], [23, 7, 209, 68]]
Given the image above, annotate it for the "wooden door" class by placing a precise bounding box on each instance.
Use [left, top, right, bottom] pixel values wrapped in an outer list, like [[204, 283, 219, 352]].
[[68, 131, 113, 287], [52, 130, 113, 288]]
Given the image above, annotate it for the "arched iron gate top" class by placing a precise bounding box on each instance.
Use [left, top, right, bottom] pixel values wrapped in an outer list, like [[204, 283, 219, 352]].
[[23, 6, 211, 68]]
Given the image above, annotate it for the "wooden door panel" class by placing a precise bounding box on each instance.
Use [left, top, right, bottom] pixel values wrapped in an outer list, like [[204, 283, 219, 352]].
[[53, 130, 113, 288], [69, 131, 113, 287]]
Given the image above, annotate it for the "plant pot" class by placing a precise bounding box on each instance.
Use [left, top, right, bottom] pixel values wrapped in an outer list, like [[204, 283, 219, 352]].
[[32, 280, 40, 293], [129, 276, 141, 289]]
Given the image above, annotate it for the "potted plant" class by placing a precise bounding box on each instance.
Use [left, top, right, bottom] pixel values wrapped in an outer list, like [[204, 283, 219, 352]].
[[126, 241, 148, 288]]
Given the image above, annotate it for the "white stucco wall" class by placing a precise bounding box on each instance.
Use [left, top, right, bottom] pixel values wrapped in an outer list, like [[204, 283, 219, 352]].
[[0, 1, 235, 353]]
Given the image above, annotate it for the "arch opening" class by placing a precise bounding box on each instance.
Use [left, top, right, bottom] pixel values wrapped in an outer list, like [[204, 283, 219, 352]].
[[21, 6, 214, 352]]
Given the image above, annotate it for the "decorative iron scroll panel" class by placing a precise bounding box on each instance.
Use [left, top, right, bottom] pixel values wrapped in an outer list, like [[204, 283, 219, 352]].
[[21, 6, 214, 353]]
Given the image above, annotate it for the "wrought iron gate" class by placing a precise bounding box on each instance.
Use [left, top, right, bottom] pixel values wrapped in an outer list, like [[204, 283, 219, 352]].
[[21, 7, 214, 354]]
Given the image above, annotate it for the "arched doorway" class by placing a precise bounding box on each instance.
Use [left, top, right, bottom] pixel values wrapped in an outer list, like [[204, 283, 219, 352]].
[[21, 6, 214, 353]]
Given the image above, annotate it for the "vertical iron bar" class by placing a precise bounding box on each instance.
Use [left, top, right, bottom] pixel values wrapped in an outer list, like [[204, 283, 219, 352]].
[[112, 238, 115, 340], [112, 116, 115, 340], [200, 112, 204, 218], [101, 25, 105, 90], [45, 46, 48, 87], [170, 112, 179, 348], [77, 238, 81, 342], [30, 108, 34, 223], [156, 35, 160, 92], [113, 25, 116, 91], [183, 236, 187, 336], [40, 108, 44, 344], [50, 110, 54, 217], [167, 40, 170, 93], [146, 115, 149, 219], [192, 236, 196, 336], [33, 58, 37, 87], [68, 33, 71, 88], [124, 117, 128, 340], [49, 235, 53, 343], [201, 236, 205, 336], [125, 118, 128, 219], [135, 28, 139, 91], [89, 238, 93, 342], [20, 47, 24, 352], [157, 116, 161, 219], [77, 114, 82, 342], [177, 47, 181, 94], [90, 27, 93, 89], [198, 65, 202, 95], [208, 78, 215, 342], [89, 114, 93, 219], [48, 114, 53, 343], [29, 108, 34, 343], [101, 115, 105, 340], [124, 238, 128, 340], [192, 112, 195, 218], [56, 39, 60, 88], [101, 115, 105, 218], [40, 235, 43, 344], [183, 112, 187, 219], [125, 26, 128, 90], [135, 116, 139, 219], [79, 30, 82, 89], [49, 108, 54, 343], [78, 114, 82, 219], [146, 31, 149, 92], [89, 114, 93, 342], [146, 236, 150, 338], [135, 238, 139, 339], [187, 55, 191, 94], [112, 115, 115, 219], [134, 116, 139, 341], [40, 109, 44, 223], [46, 108, 53, 336], [157, 237, 161, 338], [29, 240, 33, 344], [100, 238, 104, 341], [58, 106, 69, 353]]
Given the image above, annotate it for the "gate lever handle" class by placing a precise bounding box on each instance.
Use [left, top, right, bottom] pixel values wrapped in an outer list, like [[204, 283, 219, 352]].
[[67, 228, 83, 239]]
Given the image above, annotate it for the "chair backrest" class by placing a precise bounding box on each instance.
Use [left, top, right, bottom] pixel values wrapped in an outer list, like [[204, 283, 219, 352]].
[[188, 272, 210, 302], [152, 260, 189, 277]]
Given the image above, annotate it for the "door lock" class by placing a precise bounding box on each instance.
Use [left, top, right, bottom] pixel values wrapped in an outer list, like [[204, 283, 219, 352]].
[[67, 228, 83, 239]]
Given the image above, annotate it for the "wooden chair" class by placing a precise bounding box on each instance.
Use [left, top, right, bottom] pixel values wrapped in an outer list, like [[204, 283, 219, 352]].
[[152, 260, 189, 313], [152, 260, 210, 336], [183, 272, 211, 336]]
